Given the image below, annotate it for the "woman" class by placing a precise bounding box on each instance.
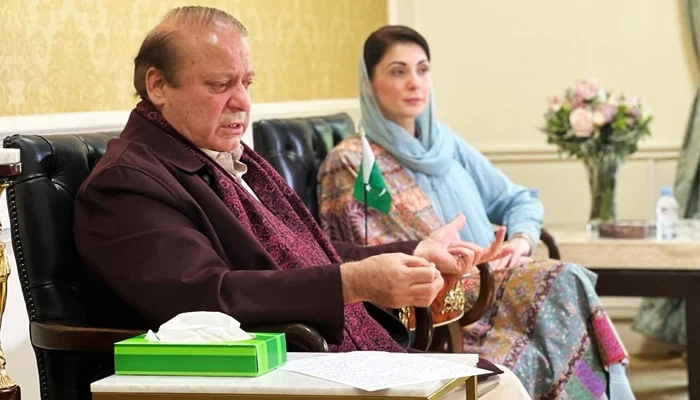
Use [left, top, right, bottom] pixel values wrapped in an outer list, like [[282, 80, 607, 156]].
[[318, 25, 635, 400]]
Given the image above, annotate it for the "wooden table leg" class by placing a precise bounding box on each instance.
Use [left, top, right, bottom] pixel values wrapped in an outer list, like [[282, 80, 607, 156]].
[[592, 268, 700, 399]]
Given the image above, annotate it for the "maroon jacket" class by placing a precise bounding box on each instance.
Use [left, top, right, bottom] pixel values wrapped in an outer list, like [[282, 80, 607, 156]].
[[74, 111, 416, 344]]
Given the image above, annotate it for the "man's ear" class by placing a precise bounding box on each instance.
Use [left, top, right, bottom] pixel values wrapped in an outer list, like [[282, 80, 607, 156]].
[[145, 66, 168, 106]]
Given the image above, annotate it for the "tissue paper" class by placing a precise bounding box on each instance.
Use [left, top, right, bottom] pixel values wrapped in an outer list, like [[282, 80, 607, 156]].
[[145, 311, 253, 343]]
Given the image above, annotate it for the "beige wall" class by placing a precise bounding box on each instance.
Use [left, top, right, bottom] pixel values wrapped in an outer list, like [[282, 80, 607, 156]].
[[396, 0, 699, 224], [0, 0, 387, 116]]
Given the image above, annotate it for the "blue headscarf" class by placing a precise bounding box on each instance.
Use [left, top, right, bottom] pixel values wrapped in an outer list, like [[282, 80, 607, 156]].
[[358, 56, 497, 246]]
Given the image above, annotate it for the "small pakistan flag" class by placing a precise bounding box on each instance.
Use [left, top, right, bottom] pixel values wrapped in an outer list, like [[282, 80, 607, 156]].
[[353, 135, 391, 214]]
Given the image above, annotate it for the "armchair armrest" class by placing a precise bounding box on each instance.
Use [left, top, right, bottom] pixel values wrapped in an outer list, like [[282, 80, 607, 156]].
[[411, 307, 433, 351], [30, 321, 144, 353], [540, 228, 561, 260], [30, 320, 329, 353], [459, 262, 496, 326], [243, 323, 328, 352]]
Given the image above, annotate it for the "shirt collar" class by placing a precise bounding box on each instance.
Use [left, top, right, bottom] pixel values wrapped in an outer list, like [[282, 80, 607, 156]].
[[199, 146, 248, 181]]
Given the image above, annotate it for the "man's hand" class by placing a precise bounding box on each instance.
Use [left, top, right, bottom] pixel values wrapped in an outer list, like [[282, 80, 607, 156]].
[[340, 253, 444, 308], [414, 213, 513, 276], [491, 237, 533, 270]]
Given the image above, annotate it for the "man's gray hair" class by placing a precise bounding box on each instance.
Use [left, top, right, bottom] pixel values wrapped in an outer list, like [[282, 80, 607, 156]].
[[133, 6, 248, 99]]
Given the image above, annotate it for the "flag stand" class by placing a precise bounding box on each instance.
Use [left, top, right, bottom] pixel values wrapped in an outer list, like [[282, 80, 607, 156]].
[[364, 189, 368, 247]]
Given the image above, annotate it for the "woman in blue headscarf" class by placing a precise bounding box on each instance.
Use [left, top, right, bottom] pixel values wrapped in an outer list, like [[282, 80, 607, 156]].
[[318, 25, 635, 400]]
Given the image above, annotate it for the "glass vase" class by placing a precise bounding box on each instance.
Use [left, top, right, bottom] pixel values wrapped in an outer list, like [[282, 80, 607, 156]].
[[583, 152, 620, 230]]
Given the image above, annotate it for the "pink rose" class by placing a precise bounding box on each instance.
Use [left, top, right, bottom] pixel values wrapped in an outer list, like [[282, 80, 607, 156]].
[[569, 108, 594, 137], [574, 78, 599, 101], [601, 102, 616, 122], [571, 95, 585, 109]]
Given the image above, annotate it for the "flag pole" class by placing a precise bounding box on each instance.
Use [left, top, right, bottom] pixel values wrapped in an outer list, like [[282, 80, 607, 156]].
[[360, 126, 369, 247], [364, 185, 368, 247]]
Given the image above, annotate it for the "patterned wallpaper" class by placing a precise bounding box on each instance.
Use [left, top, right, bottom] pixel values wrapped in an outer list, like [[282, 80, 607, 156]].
[[0, 0, 386, 116]]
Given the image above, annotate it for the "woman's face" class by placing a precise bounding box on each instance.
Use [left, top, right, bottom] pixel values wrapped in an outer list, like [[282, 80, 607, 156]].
[[370, 42, 431, 127]]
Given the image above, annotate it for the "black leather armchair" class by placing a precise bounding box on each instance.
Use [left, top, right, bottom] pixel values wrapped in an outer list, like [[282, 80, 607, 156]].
[[4, 133, 328, 400]]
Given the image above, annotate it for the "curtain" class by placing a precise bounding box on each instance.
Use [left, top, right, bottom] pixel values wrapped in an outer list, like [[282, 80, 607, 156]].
[[675, 0, 700, 218], [631, 0, 700, 348]]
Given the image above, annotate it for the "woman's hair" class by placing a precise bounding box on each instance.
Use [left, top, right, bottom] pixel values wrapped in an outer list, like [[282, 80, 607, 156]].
[[363, 25, 430, 79]]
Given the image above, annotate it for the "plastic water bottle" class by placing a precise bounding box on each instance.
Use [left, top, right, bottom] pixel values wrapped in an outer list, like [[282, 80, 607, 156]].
[[655, 186, 679, 240]]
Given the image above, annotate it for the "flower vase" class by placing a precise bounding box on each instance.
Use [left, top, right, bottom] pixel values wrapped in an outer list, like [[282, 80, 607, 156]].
[[583, 153, 620, 231]]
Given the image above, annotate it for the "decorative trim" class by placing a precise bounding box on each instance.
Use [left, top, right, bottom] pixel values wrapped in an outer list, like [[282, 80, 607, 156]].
[[250, 98, 358, 120], [0, 110, 131, 136], [478, 142, 681, 163], [387, 0, 399, 24], [0, 98, 361, 147], [387, 0, 418, 27]]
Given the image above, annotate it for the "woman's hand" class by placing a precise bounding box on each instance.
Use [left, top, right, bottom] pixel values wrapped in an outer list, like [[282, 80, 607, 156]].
[[490, 237, 533, 270], [414, 213, 483, 275], [414, 214, 516, 275]]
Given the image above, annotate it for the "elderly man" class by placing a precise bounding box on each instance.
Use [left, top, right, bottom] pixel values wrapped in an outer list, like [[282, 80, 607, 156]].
[[74, 6, 506, 353]]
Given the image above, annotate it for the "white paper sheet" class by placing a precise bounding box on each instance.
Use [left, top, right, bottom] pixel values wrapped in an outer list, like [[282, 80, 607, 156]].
[[281, 351, 491, 392]]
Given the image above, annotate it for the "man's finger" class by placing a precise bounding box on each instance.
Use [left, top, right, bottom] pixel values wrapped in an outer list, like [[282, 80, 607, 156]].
[[428, 274, 445, 303], [400, 255, 431, 268], [412, 275, 444, 302], [408, 282, 439, 306], [406, 264, 438, 283]]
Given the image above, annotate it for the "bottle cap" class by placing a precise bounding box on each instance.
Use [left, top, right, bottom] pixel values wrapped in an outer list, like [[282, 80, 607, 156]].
[[661, 186, 673, 196]]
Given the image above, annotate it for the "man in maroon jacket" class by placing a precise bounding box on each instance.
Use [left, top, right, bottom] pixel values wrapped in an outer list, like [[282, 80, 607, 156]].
[[74, 6, 505, 351]]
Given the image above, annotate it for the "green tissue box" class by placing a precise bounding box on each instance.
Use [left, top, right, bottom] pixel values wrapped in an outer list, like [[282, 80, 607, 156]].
[[114, 332, 286, 377]]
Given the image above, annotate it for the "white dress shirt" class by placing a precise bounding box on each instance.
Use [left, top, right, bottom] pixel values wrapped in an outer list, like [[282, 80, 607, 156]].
[[199, 147, 260, 202]]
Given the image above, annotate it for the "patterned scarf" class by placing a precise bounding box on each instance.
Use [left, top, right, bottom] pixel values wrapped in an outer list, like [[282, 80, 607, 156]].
[[135, 100, 405, 352]]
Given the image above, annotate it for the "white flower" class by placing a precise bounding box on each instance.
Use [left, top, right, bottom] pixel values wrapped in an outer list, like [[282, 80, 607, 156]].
[[549, 96, 563, 112], [592, 111, 606, 126]]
